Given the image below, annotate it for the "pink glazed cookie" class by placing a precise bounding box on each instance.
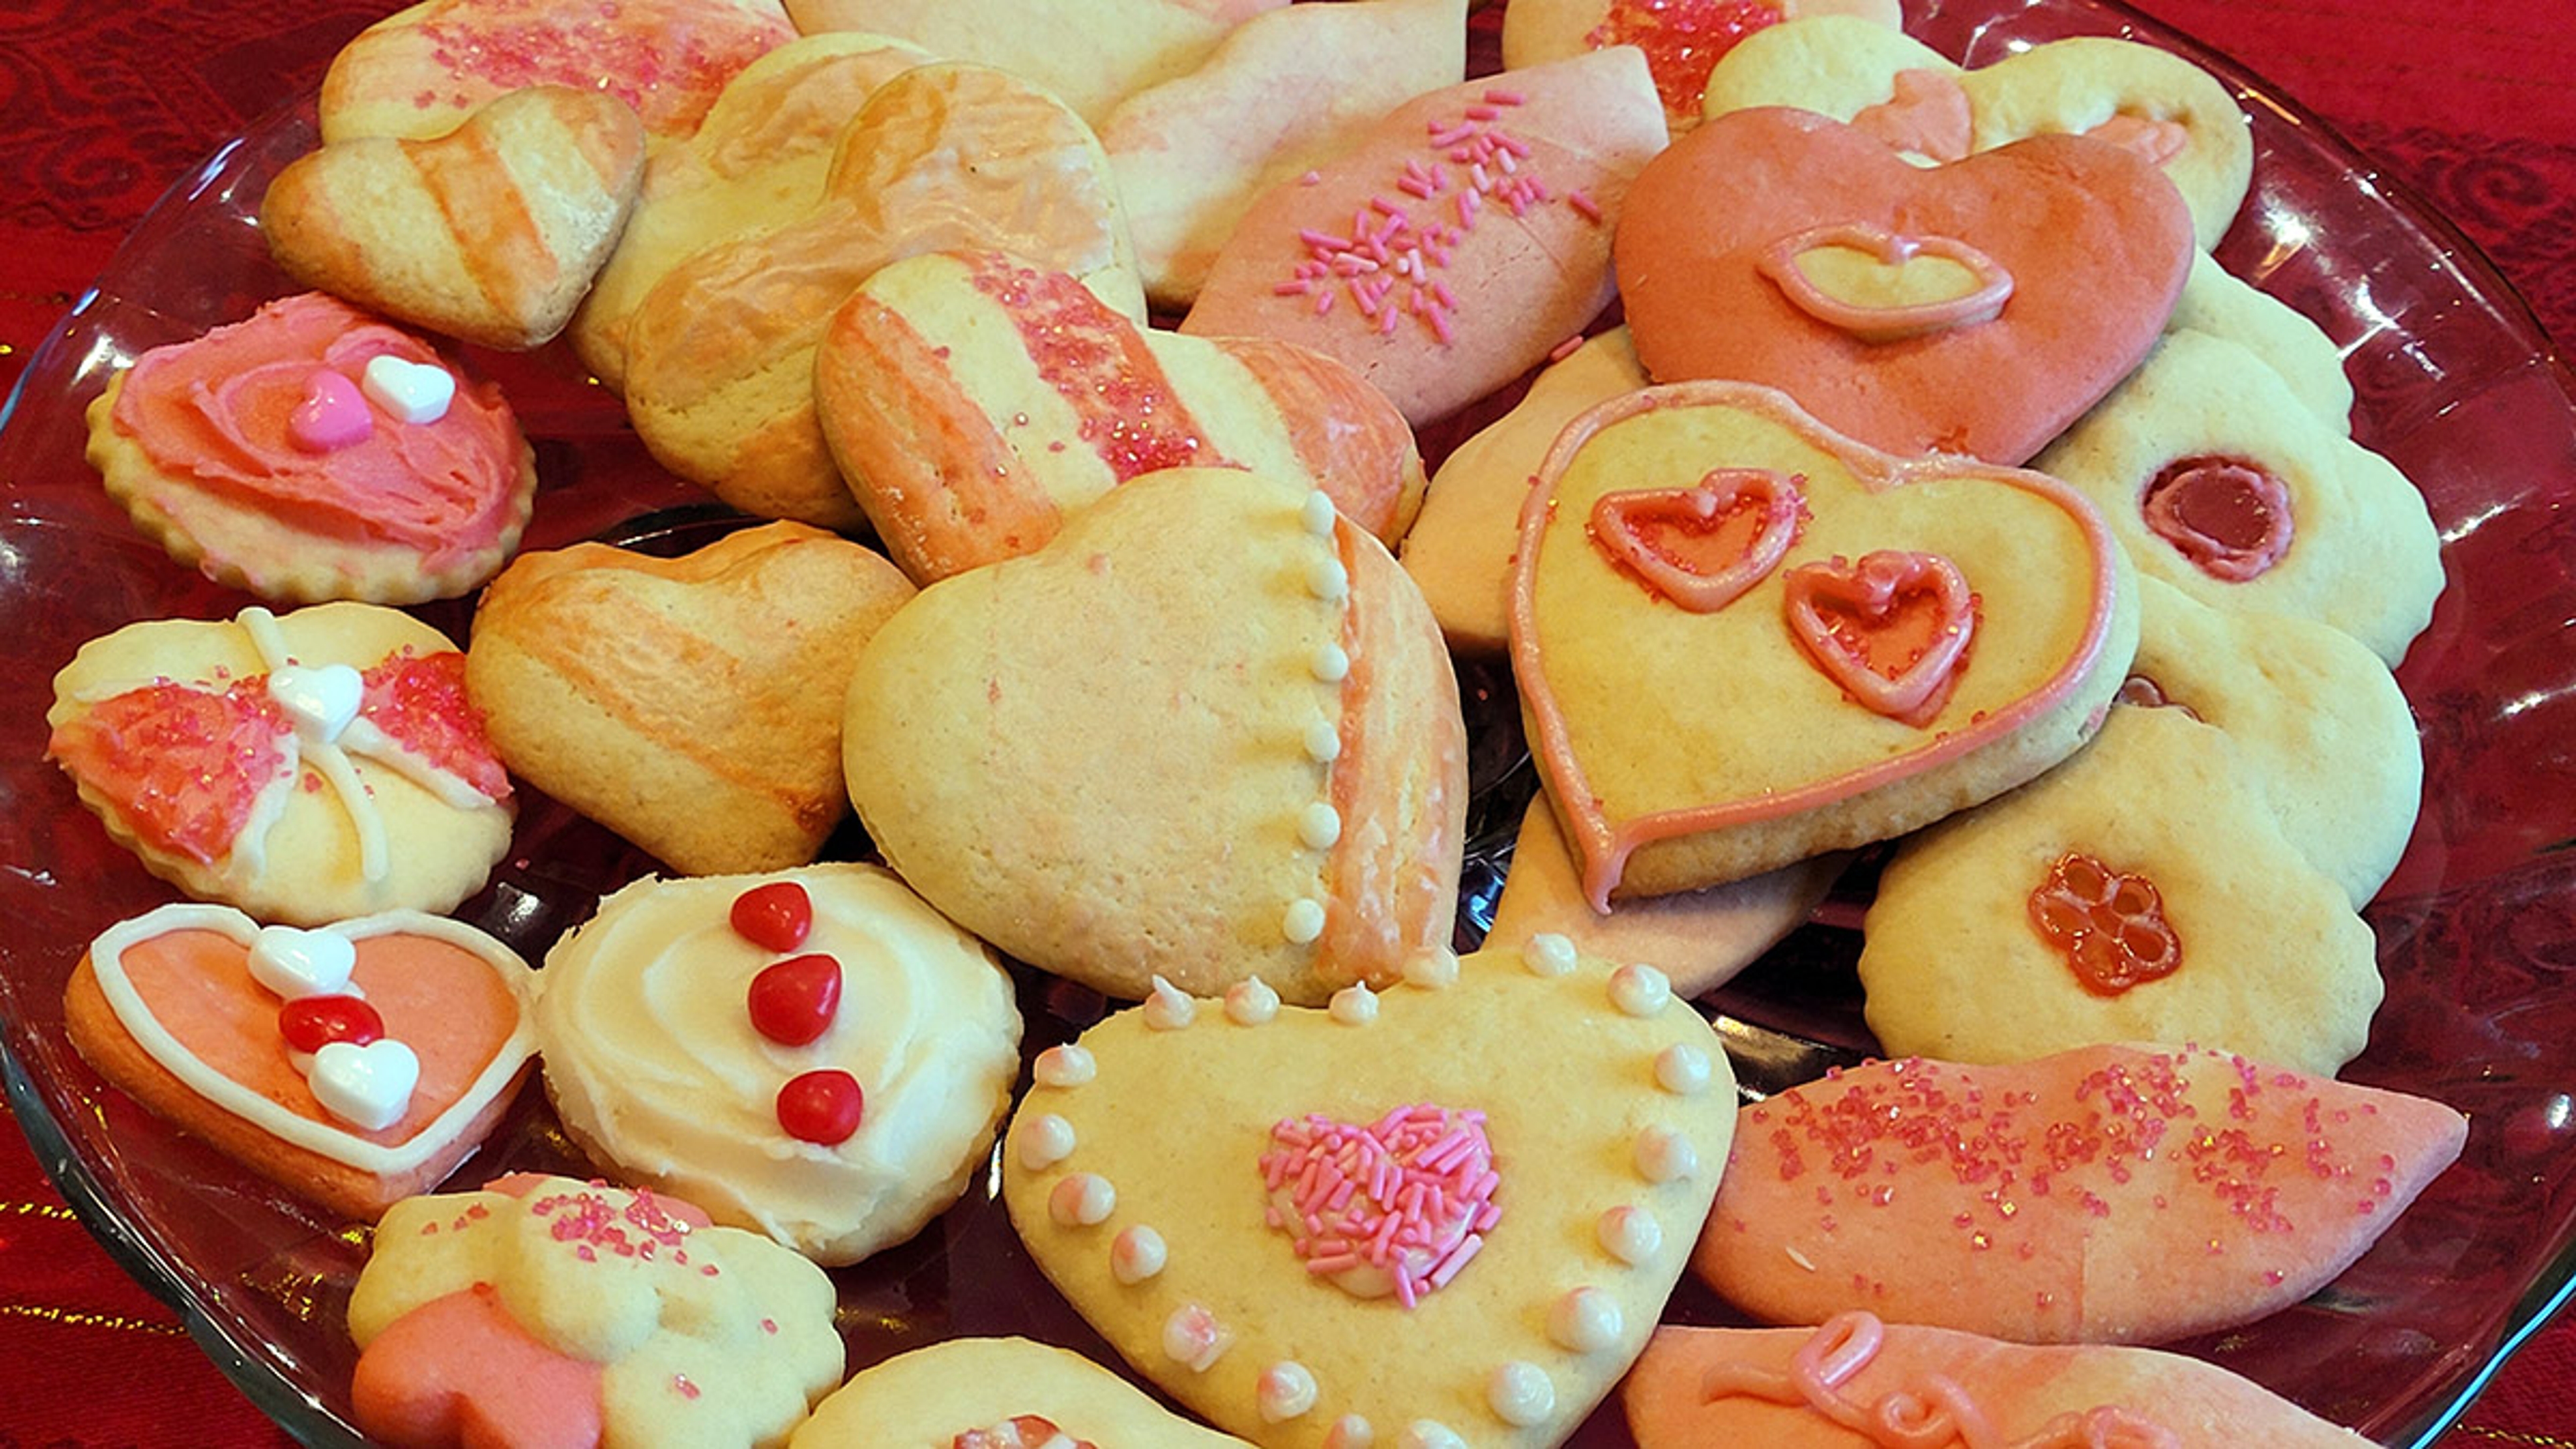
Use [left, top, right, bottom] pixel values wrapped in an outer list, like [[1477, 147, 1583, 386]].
[[1693, 1044, 2468, 1344], [1614, 106, 2196, 466]]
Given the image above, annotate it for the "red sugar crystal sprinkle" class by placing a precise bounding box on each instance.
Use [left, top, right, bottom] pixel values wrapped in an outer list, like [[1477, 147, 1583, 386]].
[[362, 650, 511, 800], [1586, 0, 1785, 115], [967, 253, 1223, 481], [673, 1374, 700, 1401]]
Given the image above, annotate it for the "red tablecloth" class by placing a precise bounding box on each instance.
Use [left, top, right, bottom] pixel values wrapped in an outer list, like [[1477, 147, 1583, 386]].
[[1, 1, 2571, 1444]]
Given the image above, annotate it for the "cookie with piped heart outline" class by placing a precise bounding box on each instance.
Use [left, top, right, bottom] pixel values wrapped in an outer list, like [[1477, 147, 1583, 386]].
[[64, 903, 535, 1220], [1000, 936, 1737, 1449], [1511, 380, 2138, 906], [790, 1338, 1254, 1447]]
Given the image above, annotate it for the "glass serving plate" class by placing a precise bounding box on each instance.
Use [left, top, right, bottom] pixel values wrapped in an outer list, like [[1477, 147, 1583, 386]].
[[2, 1, 2572, 1444]]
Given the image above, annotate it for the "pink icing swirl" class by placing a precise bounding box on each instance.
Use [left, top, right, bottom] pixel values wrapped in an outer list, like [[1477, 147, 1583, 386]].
[[111, 292, 526, 566], [1260, 1104, 1501, 1309], [1702, 1311, 2180, 1448]]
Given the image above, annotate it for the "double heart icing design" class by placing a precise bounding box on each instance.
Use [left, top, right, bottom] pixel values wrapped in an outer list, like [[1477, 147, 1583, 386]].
[[1511, 380, 2137, 907]]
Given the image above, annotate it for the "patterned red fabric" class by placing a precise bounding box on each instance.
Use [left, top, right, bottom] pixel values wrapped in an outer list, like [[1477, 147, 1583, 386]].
[[0, 0, 2569, 1445]]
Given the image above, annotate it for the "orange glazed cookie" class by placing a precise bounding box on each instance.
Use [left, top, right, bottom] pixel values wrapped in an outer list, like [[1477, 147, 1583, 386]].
[[65, 904, 536, 1220], [1694, 1044, 2467, 1344], [85, 292, 535, 606]]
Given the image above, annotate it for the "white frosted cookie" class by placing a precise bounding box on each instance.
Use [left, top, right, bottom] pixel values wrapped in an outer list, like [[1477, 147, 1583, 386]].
[[535, 863, 1024, 1266], [791, 1338, 1254, 1448], [1000, 938, 1737, 1449], [46, 603, 513, 926], [1858, 703, 2383, 1077], [2031, 328, 2445, 666], [2127, 574, 2422, 906]]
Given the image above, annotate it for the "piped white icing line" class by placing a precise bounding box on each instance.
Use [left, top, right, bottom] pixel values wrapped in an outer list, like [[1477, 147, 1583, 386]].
[[1523, 933, 1578, 977], [1283, 489, 1350, 954], [1598, 1205, 1663, 1265], [1656, 1043, 1713, 1096], [1034, 1044, 1097, 1088], [85, 902, 535, 1175], [1283, 898, 1328, 945], [1299, 801, 1344, 850], [1324, 1414, 1375, 1448], [238, 606, 396, 883], [308, 1037, 419, 1130], [247, 925, 358, 1000], [1258, 1360, 1320, 1423], [1018, 1113, 1076, 1171], [1328, 983, 1379, 1025], [1547, 1287, 1624, 1353], [1224, 977, 1281, 1026], [1048, 1173, 1116, 1226], [1303, 718, 1344, 763], [1162, 1303, 1232, 1372], [1144, 975, 1197, 1030], [1400, 946, 1460, 990], [1633, 1125, 1698, 1183], [1399, 1422, 1467, 1449], [1112, 1224, 1167, 1284], [1608, 962, 1672, 1017], [1486, 1361, 1556, 1428]]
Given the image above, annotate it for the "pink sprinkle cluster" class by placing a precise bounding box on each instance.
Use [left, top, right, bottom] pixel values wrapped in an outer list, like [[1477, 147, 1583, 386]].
[[1269, 90, 1597, 345], [530, 1187, 703, 1271], [1260, 1104, 1502, 1308]]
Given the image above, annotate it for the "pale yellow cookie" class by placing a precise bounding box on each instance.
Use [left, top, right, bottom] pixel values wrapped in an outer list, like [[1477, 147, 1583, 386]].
[[784, 0, 1272, 125], [791, 1338, 1254, 1447], [2170, 252, 2354, 431]]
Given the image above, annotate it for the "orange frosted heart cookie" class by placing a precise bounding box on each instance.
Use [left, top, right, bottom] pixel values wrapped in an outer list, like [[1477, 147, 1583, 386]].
[[1000, 937, 1737, 1448], [1694, 1044, 2467, 1345], [85, 292, 535, 606], [1511, 381, 2137, 904], [814, 248, 1425, 584], [1501, 0, 1900, 131], [1625, 1315, 2376, 1446], [64, 904, 536, 1220], [843, 468, 1464, 1005], [48, 602, 514, 925], [1614, 106, 2195, 466], [791, 1338, 1254, 1448], [1181, 48, 1668, 426], [349, 1174, 842, 1449]]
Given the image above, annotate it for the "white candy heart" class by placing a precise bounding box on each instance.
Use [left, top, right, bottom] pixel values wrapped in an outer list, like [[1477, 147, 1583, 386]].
[[247, 925, 358, 1000], [268, 662, 365, 745], [362, 353, 456, 425], [309, 1038, 419, 1132]]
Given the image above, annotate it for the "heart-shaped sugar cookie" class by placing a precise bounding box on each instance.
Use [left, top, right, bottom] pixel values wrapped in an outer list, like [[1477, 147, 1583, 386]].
[[467, 521, 916, 875], [262, 87, 647, 351], [1613, 105, 2194, 465], [1511, 380, 2137, 905], [1001, 937, 1737, 1448], [64, 903, 535, 1220], [843, 468, 1464, 1005]]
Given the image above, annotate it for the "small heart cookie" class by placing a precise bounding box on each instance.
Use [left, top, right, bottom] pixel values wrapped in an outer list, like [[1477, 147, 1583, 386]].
[[1001, 937, 1737, 1448], [63, 903, 536, 1220], [844, 468, 1465, 1004], [1510, 381, 2137, 905], [263, 87, 648, 351]]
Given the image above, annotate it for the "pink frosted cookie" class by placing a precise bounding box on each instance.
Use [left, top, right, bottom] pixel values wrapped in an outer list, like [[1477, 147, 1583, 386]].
[[1181, 47, 1668, 426], [1511, 380, 2137, 904], [47, 603, 515, 926], [843, 468, 1465, 1005], [1857, 703, 2383, 1077], [1501, 0, 1900, 131], [1614, 106, 2196, 466], [348, 1174, 842, 1449], [1695, 1044, 2467, 1344], [85, 292, 535, 606], [2031, 328, 2445, 667], [1000, 938, 1737, 1448], [318, 0, 795, 145], [1625, 1314, 2376, 1446], [65, 904, 535, 1221], [792, 1338, 1254, 1447], [814, 249, 1425, 584]]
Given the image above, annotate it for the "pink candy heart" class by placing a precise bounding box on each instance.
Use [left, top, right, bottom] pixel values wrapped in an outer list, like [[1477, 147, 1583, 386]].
[[288, 367, 372, 452]]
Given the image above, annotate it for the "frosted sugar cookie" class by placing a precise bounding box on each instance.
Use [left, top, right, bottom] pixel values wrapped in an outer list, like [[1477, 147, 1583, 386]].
[[64, 904, 536, 1220], [535, 863, 1024, 1265], [1501, 0, 1900, 130], [1694, 1044, 2467, 1344], [85, 292, 535, 606], [791, 1338, 1253, 1448], [1511, 380, 2137, 904], [1000, 937, 1737, 1448], [843, 468, 1464, 1005], [47, 602, 513, 925], [349, 1175, 841, 1449], [1858, 703, 2384, 1076]]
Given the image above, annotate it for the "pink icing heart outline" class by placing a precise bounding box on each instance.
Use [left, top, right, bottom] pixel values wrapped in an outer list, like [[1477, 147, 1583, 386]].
[[1779, 549, 1977, 725], [1756, 223, 2017, 344], [1589, 469, 1807, 612]]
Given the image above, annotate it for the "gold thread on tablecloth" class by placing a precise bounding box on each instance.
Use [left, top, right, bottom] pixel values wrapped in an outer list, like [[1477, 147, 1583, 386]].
[[2455, 1430, 2576, 1448], [1, 1199, 79, 1221], [0, 1302, 184, 1336]]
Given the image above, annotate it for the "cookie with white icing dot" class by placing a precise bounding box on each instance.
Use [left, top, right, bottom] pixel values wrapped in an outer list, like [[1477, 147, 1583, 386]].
[[999, 938, 1736, 1448], [790, 1337, 1254, 1447]]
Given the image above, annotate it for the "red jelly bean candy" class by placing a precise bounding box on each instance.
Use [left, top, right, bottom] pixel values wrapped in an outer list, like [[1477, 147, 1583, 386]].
[[776, 1069, 864, 1145], [747, 954, 843, 1046], [279, 994, 384, 1054], [730, 881, 812, 952]]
